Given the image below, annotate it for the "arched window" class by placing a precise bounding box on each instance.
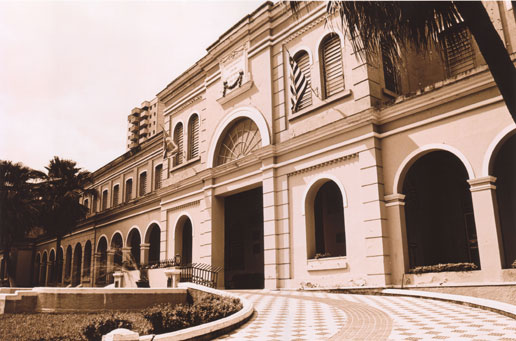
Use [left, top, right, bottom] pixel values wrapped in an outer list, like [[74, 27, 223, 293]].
[[154, 165, 162, 190], [41, 252, 48, 286], [48, 250, 55, 286], [97, 237, 108, 285], [125, 179, 133, 202], [175, 217, 192, 265], [188, 114, 200, 160], [83, 241, 92, 277], [139, 172, 147, 196], [72, 243, 82, 286], [83, 198, 89, 210], [493, 133, 516, 268], [56, 247, 63, 285], [216, 118, 262, 166], [306, 181, 346, 259], [173, 123, 184, 166], [146, 224, 161, 264], [293, 50, 312, 110], [403, 151, 480, 269], [111, 233, 123, 267], [65, 246, 72, 281], [320, 34, 345, 98], [128, 229, 141, 265]]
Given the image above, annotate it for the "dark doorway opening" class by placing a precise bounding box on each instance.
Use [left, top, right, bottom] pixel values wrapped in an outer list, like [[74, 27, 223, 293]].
[[403, 151, 480, 269], [494, 133, 516, 268], [224, 187, 264, 289]]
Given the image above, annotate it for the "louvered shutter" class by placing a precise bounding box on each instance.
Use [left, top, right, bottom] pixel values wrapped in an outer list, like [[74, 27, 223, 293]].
[[444, 23, 474, 77], [139, 172, 147, 196], [113, 185, 119, 206], [295, 52, 312, 110], [174, 123, 183, 166], [322, 34, 345, 98], [154, 165, 162, 190], [188, 115, 199, 159], [125, 179, 132, 202]]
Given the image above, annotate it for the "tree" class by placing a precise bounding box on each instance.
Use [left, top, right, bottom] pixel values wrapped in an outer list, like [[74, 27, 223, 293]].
[[40, 157, 95, 285], [0, 161, 44, 286], [289, 1, 516, 121]]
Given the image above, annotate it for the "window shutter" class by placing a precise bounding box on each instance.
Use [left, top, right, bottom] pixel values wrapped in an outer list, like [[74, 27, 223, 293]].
[[174, 123, 183, 166], [126, 179, 132, 202], [102, 190, 108, 211], [443, 23, 474, 77], [188, 115, 199, 159], [322, 34, 344, 98], [155, 165, 162, 190], [113, 185, 119, 206], [295, 52, 312, 110], [139, 172, 147, 196]]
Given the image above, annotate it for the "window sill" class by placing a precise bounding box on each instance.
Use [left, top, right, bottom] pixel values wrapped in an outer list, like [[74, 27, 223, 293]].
[[307, 256, 348, 271], [170, 156, 200, 172], [216, 79, 254, 105], [289, 89, 352, 121]]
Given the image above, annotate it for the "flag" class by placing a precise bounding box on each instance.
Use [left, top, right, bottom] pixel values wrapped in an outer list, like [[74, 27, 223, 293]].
[[161, 125, 178, 160], [289, 53, 308, 112]]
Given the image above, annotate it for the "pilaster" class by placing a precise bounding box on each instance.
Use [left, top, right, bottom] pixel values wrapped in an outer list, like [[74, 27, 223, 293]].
[[468, 176, 505, 275], [359, 137, 390, 286]]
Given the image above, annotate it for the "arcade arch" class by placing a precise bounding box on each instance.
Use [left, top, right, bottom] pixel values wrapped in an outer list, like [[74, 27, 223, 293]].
[[175, 216, 192, 265]]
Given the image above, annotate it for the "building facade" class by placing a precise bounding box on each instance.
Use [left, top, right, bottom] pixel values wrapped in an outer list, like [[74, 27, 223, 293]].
[[11, 1, 516, 290]]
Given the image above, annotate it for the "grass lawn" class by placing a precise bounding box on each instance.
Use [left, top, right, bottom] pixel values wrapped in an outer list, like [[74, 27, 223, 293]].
[[0, 311, 152, 341]]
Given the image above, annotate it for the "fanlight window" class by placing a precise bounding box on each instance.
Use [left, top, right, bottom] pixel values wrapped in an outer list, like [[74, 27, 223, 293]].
[[216, 118, 262, 166]]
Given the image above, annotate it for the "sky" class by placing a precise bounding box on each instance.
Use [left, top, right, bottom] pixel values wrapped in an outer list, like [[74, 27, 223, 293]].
[[0, 0, 263, 173]]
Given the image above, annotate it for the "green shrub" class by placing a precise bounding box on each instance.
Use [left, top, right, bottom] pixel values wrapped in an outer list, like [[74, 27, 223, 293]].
[[82, 314, 133, 341], [143, 293, 242, 334], [408, 262, 479, 274]]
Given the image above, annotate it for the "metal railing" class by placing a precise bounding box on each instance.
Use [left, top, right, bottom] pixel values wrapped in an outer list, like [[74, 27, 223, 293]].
[[179, 263, 223, 288]]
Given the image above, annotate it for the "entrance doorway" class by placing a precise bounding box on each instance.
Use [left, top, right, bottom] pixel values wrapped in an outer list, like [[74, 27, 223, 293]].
[[224, 187, 264, 289]]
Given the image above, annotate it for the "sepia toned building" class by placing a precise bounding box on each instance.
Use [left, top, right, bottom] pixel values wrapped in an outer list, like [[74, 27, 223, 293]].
[[6, 1, 515, 290]]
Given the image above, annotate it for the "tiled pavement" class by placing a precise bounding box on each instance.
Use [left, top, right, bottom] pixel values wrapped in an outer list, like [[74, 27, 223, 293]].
[[216, 290, 516, 340]]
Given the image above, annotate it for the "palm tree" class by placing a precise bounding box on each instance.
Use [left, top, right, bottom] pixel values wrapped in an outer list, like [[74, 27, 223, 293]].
[[40, 157, 95, 285], [289, 1, 516, 121], [0, 161, 44, 286]]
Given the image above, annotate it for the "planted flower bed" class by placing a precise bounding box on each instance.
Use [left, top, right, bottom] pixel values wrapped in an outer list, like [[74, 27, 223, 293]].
[[408, 262, 479, 274], [0, 292, 242, 341]]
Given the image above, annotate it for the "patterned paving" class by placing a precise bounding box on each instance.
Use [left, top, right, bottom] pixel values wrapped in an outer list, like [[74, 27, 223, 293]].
[[216, 290, 516, 340]]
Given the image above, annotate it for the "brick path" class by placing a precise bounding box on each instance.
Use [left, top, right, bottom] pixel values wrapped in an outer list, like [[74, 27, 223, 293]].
[[216, 290, 516, 340]]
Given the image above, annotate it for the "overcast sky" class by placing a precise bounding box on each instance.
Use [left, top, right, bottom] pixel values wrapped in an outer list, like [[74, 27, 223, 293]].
[[0, 0, 263, 173]]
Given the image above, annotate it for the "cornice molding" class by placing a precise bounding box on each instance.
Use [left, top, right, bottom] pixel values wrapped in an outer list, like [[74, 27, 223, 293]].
[[287, 153, 358, 177]]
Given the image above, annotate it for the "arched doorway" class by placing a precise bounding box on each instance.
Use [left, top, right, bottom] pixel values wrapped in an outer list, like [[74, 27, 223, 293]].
[[48, 250, 55, 286], [403, 151, 480, 269], [127, 229, 141, 265], [146, 224, 161, 264], [97, 237, 108, 285], [175, 217, 192, 265], [83, 241, 92, 279], [41, 252, 47, 286], [64, 246, 72, 284], [72, 243, 82, 286], [34, 253, 40, 286], [305, 180, 346, 259], [493, 133, 516, 268], [111, 233, 123, 268]]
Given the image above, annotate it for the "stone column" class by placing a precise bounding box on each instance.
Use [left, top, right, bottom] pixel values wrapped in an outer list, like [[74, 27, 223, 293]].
[[384, 194, 408, 285], [45, 262, 51, 286], [93, 252, 101, 285], [468, 176, 504, 277], [122, 247, 132, 264], [107, 250, 115, 283], [140, 243, 150, 266], [359, 137, 391, 286]]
